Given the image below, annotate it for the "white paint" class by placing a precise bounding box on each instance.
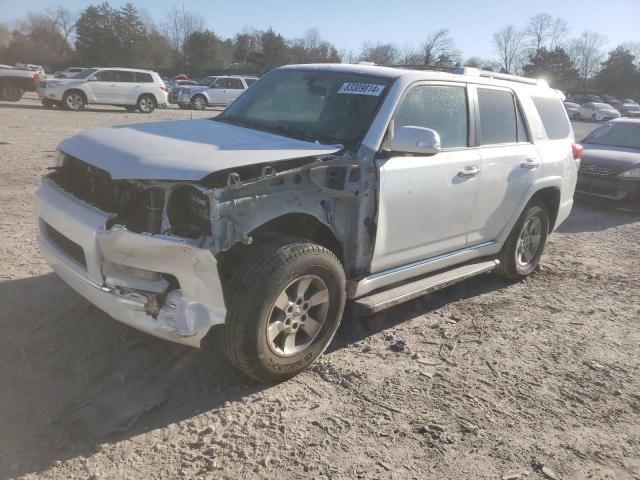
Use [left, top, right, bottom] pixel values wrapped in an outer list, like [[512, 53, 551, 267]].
[[58, 119, 342, 180]]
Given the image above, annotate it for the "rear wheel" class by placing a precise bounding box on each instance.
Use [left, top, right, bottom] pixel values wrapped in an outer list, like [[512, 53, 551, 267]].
[[591, 113, 597, 121], [62, 90, 85, 111], [1, 83, 24, 102], [137, 94, 156, 113], [496, 199, 549, 281], [190, 95, 207, 110], [223, 237, 346, 383]]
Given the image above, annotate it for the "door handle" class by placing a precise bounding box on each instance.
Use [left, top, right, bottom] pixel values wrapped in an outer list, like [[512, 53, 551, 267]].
[[521, 158, 540, 169], [458, 166, 480, 177]]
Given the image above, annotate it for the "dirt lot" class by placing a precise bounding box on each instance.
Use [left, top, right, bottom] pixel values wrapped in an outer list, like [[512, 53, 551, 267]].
[[1, 94, 639, 480]]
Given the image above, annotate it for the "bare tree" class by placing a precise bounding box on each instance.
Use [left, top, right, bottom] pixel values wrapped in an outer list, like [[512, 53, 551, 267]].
[[548, 17, 569, 50], [493, 25, 525, 73], [162, 5, 205, 70], [421, 28, 459, 66], [359, 42, 397, 66], [525, 13, 553, 52], [568, 31, 608, 86]]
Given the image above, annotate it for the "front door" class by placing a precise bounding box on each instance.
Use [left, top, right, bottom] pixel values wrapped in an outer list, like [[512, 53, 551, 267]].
[[86, 70, 118, 103], [371, 83, 481, 273]]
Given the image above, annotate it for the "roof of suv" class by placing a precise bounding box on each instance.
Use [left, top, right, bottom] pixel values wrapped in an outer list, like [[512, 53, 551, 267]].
[[278, 63, 552, 91]]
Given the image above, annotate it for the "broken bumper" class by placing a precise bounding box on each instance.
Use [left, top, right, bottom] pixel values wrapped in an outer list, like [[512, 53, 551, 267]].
[[34, 178, 226, 347]]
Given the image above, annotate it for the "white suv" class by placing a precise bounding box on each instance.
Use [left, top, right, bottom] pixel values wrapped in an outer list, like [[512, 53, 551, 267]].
[[176, 75, 258, 110], [35, 64, 579, 382], [37, 68, 168, 113]]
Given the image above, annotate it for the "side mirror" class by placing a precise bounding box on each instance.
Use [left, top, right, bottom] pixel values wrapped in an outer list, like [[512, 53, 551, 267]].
[[389, 126, 441, 155]]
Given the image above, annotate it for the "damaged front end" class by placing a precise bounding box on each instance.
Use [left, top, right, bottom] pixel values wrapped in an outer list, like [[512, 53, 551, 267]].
[[35, 157, 228, 347], [36, 146, 375, 346]]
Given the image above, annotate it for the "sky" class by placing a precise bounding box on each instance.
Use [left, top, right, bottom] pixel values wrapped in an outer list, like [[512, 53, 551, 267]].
[[1, 0, 639, 59]]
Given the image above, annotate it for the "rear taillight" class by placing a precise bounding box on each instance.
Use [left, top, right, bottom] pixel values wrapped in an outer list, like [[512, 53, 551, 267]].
[[160, 85, 168, 92], [572, 143, 583, 161], [33, 72, 40, 85]]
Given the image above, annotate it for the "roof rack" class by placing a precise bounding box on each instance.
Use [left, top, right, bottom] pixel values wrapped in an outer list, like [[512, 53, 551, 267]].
[[452, 66, 548, 87], [391, 64, 548, 87]]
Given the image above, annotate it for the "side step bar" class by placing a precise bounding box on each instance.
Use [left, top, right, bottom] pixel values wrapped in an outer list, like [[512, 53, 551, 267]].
[[352, 260, 499, 315]]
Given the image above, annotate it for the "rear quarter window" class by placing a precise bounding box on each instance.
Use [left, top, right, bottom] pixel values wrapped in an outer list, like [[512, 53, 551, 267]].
[[134, 72, 153, 83], [531, 95, 571, 140]]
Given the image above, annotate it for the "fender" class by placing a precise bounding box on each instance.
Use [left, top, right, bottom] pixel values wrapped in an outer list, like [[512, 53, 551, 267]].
[[496, 175, 563, 243]]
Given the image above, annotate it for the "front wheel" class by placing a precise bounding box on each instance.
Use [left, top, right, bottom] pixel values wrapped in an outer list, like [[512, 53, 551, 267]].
[[137, 94, 156, 113], [591, 113, 597, 121], [190, 95, 207, 110], [62, 90, 85, 111], [496, 199, 549, 281], [223, 238, 346, 383]]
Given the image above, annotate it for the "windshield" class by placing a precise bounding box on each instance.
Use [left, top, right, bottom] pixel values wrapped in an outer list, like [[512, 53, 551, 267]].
[[593, 103, 612, 109], [71, 68, 97, 79], [583, 122, 640, 149], [216, 69, 393, 148]]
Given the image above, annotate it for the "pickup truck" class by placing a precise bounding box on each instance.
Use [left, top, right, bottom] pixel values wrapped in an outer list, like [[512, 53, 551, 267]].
[[0, 65, 41, 101]]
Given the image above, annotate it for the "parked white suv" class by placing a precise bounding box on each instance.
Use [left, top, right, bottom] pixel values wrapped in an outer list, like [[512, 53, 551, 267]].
[[37, 67, 168, 113], [35, 64, 579, 382], [176, 75, 258, 110]]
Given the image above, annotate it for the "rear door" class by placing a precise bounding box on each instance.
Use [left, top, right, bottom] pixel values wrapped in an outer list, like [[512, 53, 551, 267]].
[[114, 70, 136, 104], [466, 86, 541, 245], [225, 77, 246, 103]]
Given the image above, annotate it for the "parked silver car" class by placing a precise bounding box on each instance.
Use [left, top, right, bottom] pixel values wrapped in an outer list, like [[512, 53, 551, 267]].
[[176, 75, 258, 110]]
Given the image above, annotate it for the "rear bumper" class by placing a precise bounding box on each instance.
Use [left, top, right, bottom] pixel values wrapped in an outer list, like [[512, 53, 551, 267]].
[[575, 174, 640, 208], [35, 178, 226, 347]]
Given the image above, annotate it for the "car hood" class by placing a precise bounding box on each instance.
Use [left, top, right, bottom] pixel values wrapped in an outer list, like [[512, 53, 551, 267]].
[[57, 119, 342, 181], [581, 144, 640, 173]]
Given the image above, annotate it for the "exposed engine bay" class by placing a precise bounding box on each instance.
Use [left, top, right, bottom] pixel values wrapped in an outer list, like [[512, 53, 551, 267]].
[[51, 152, 379, 282]]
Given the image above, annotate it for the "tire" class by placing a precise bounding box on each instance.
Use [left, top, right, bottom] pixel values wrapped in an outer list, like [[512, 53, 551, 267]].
[[190, 94, 207, 110], [571, 113, 579, 120], [62, 90, 85, 111], [591, 113, 597, 121], [495, 199, 549, 281], [223, 237, 346, 383], [137, 94, 156, 113], [1, 83, 24, 102]]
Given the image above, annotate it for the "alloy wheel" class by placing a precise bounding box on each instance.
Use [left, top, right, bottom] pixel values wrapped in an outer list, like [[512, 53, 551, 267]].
[[516, 216, 542, 267], [266, 275, 330, 357]]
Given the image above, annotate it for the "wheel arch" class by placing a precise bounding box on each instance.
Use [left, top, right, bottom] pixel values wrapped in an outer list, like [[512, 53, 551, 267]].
[[216, 212, 344, 282], [192, 92, 208, 104], [530, 186, 561, 231], [137, 92, 157, 106], [64, 88, 87, 103]]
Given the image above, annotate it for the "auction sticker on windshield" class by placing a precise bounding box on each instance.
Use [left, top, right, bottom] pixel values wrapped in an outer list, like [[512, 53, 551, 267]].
[[338, 83, 386, 96]]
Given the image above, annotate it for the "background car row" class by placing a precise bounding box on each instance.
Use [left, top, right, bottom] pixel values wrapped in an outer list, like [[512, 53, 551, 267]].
[[564, 92, 640, 121]]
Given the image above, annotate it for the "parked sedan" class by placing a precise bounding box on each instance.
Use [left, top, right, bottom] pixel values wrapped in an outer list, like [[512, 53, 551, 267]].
[[576, 102, 621, 122], [576, 118, 640, 210], [618, 102, 640, 118], [563, 101, 580, 118]]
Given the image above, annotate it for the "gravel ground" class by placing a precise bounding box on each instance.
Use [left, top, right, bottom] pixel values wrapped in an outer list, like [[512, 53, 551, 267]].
[[1, 95, 639, 480]]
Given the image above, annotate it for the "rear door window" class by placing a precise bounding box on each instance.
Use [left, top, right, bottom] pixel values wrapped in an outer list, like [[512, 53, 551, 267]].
[[477, 88, 528, 144], [394, 84, 469, 149], [531, 95, 571, 139], [227, 78, 244, 90], [116, 70, 135, 82]]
